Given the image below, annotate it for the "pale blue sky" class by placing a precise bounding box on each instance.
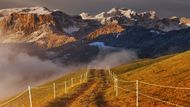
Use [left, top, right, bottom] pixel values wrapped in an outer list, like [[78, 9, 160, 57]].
[[0, 0, 190, 18]]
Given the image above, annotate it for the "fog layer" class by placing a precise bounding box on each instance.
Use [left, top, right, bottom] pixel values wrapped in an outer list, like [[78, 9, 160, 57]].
[[0, 46, 67, 99]]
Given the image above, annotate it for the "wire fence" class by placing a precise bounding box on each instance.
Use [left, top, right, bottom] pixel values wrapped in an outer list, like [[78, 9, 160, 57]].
[[105, 65, 190, 107], [0, 69, 89, 107], [1, 66, 190, 107]]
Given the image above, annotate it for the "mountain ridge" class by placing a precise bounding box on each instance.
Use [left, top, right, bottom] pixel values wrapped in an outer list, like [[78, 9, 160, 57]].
[[80, 8, 190, 31], [0, 7, 190, 49]]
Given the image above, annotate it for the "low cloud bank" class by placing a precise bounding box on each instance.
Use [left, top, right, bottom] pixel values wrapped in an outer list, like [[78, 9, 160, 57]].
[[0, 46, 76, 99], [90, 46, 138, 68]]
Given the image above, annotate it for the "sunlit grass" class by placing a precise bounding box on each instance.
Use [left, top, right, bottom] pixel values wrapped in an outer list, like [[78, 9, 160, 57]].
[[106, 51, 190, 106], [0, 68, 87, 107]]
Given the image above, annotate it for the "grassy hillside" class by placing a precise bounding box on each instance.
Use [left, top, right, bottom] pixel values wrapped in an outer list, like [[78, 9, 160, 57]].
[[0, 68, 88, 107], [105, 51, 190, 106], [1, 51, 190, 107]]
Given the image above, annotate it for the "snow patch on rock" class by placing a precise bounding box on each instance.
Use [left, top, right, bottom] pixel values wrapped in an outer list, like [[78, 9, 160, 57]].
[[63, 26, 80, 34], [107, 8, 118, 14], [95, 12, 108, 19], [150, 30, 160, 35], [0, 7, 52, 16], [80, 12, 94, 19], [120, 9, 136, 18], [27, 7, 51, 14], [116, 33, 121, 38], [89, 42, 105, 48]]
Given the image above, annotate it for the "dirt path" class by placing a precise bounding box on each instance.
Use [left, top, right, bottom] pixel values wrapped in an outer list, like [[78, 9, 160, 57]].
[[46, 70, 112, 107]]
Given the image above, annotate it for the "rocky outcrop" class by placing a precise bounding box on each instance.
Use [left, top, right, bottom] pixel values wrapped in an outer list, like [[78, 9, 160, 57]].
[[0, 7, 100, 48], [0, 13, 55, 35], [180, 17, 190, 26], [0, 11, 76, 48], [86, 24, 125, 40]]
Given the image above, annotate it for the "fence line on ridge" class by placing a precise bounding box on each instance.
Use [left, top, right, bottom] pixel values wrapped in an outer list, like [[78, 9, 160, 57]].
[[105, 65, 189, 107]]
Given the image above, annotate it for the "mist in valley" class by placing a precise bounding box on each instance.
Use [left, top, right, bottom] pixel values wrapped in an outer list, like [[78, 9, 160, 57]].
[[0, 46, 81, 99], [89, 44, 138, 68]]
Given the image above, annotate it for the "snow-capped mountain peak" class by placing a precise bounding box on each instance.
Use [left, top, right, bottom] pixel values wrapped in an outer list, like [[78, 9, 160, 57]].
[[0, 7, 52, 16], [80, 12, 93, 19], [120, 9, 137, 18], [107, 8, 120, 15]]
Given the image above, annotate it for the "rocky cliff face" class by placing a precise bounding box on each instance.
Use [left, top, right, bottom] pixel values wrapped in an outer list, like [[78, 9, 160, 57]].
[[0, 7, 100, 48], [86, 24, 125, 40], [0, 13, 55, 35]]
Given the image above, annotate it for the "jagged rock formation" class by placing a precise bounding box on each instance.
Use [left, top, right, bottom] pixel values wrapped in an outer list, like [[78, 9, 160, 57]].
[[0, 7, 100, 48], [80, 8, 190, 32]]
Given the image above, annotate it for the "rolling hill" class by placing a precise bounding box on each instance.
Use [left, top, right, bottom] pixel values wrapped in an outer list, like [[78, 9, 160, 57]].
[[108, 50, 190, 106]]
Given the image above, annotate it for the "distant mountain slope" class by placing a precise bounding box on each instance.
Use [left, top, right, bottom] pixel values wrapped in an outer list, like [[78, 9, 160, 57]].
[[89, 26, 190, 58], [45, 25, 190, 64]]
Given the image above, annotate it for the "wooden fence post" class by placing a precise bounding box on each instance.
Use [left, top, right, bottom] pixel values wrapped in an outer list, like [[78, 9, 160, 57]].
[[64, 81, 67, 93], [114, 77, 116, 91], [86, 72, 88, 82], [80, 75, 82, 83], [114, 78, 118, 96], [83, 74, 86, 82], [71, 78, 74, 87], [136, 80, 139, 107], [28, 86, 33, 107], [53, 83, 56, 99]]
